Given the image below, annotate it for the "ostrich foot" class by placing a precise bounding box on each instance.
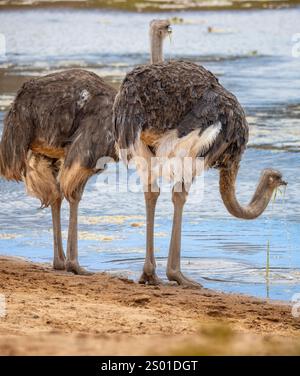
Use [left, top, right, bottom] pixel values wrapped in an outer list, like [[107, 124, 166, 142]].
[[167, 270, 202, 289], [53, 257, 66, 271], [65, 260, 93, 275], [139, 271, 161, 285]]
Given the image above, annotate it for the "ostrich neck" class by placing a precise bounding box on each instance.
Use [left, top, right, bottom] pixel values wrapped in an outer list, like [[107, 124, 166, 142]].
[[219, 162, 274, 220], [150, 32, 164, 63]]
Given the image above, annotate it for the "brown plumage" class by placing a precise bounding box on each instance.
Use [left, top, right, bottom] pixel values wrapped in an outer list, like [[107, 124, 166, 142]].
[[0, 68, 117, 274], [113, 60, 286, 288], [114, 60, 248, 169], [1, 69, 117, 185]]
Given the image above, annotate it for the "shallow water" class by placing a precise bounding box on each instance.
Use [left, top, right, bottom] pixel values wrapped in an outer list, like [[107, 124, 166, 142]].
[[0, 8, 299, 301]]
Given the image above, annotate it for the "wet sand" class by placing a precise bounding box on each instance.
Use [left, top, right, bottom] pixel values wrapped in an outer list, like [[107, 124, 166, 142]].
[[0, 256, 300, 355]]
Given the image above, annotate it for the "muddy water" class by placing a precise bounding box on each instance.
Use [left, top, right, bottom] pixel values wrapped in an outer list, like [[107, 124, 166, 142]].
[[0, 7, 299, 300]]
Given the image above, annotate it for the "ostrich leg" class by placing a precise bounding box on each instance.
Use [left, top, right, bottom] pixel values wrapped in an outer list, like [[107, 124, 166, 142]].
[[65, 199, 92, 275], [139, 183, 160, 285], [51, 198, 66, 270], [166, 182, 202, 288]]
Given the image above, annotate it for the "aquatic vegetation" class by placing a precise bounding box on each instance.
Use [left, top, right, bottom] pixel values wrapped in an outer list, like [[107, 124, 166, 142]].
[[272, 184, 286, 208], [169, 16, 206, 25], [266, 185, 287, 295], [79, 215, 144, 225], [266, 240, 270, 298], [130, 222, 144, 227], [0, 233, 20, 240], [248, 50, 258, 56], [155, 232, 168, 238], [61, 231, 116, 241], [207, 26, 237, 33]]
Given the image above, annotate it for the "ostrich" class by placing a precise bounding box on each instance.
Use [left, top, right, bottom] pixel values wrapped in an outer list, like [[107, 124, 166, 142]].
[[113, 24, 287, 287], [0, 20, 171, 275], [0, 70, 116, 275]]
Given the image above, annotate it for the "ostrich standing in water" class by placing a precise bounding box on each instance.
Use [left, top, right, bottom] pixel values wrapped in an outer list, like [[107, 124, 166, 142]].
[[0, 70, 116, 275], [0, 20, 172, 274], [114, 23, 287, 287]]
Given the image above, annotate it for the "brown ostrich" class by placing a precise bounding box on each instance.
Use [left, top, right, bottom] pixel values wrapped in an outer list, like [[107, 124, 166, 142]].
[[0, 20, 172, 275], [113, 23, 287, 287], [0, 70, 117, 275]]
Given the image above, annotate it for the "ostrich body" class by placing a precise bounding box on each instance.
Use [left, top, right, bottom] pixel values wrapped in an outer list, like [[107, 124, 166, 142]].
[[0, 69, 117, 274], [0, 20, 171, 275], [113, 32, 286, 287]]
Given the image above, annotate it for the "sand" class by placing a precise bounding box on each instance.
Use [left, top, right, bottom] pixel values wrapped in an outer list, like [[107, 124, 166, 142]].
[[0, 255, 299, 355]]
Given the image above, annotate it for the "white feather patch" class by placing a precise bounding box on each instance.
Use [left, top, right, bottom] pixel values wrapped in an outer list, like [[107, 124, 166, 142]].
[[127, 122, 222, 185], [156, 121, 222, 159]]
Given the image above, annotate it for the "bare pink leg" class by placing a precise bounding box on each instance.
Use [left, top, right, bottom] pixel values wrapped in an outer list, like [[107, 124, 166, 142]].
[[166, 183, 202, 288], [139, 184, 161, 285], [51, 198, 65, 270], [65, 200, 92, 275]]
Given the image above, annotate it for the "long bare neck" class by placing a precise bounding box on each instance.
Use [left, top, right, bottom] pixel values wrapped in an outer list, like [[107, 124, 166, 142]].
[[219, 162, 275, 220], [150, 31, 164, 64]]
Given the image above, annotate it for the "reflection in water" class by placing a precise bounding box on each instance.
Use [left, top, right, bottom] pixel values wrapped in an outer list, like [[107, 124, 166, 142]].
[[0, 7, 299, 301]]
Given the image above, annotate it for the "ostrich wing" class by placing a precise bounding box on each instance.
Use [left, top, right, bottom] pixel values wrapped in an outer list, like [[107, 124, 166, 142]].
[[175, 86, 249, 167], [65, 93, 118, 170], [176, 88, 223, 138]]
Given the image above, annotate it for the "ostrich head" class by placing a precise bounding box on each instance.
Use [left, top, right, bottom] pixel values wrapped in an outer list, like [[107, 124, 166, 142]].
[[263, 169, 287, 189], [150, 19, 172, 40], [219, 165, 287, 220], [149, 19, 172, 64]]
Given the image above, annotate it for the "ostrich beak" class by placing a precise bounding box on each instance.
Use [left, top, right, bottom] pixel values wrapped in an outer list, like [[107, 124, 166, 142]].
[[280, 179, 288, 186]]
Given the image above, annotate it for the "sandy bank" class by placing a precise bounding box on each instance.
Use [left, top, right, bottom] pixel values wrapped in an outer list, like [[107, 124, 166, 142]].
[[0, 256, 299, 355]]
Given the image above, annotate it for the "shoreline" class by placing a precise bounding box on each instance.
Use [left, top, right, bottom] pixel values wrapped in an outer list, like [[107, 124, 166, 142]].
[[0, 255, 299, 355], [0, 1, 300, 13]]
